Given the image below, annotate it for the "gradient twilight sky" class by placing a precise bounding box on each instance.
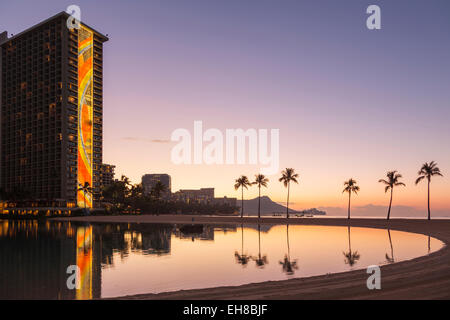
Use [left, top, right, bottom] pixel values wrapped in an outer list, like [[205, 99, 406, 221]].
[[1, 0, 449, 211]]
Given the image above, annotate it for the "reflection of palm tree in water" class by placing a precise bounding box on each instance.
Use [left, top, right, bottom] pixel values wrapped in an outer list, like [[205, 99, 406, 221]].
[[252, 224, 268, 268], [279, 224, 298, 275], [343, 226, 360, 267], [428, 236, 431, 254], [234, 224, 251, 267], [385, 229, 395, 263]]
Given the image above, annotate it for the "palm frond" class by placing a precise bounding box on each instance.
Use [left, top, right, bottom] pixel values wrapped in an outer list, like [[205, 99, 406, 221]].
[[380, 171, 405, 190], [343, 178, 360, 195], [279, 168, 300, 188], [415, 175, 425, 185]]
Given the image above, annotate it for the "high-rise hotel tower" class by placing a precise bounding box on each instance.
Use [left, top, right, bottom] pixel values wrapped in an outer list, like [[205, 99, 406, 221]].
[[0, 12, 108, 208]]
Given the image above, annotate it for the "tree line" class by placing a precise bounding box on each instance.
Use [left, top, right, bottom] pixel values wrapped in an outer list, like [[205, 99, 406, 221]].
[[100, 175, 236, 215]]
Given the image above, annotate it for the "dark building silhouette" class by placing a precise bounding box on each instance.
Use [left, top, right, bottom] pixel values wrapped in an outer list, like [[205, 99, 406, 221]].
[[0, 12, 108, 208], [100, 163, 115, 189]]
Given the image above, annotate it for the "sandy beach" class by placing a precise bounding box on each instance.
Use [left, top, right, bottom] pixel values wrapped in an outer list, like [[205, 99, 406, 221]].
[[55, 215, 450, 299]]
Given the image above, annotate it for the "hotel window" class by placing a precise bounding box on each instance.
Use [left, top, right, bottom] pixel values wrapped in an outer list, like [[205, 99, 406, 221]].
[[68, 96, 76, 104]]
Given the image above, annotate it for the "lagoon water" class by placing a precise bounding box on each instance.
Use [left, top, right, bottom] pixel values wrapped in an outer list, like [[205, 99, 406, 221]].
[[0, 220, 444, 299]]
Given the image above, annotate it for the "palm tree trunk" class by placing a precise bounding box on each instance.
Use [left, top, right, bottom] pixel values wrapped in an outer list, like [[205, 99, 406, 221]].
[[258, 185, 261, 219], [286, 182, 290, 219], [241, 187, 244, 218], [347, 192, 351, 219], [427, 180, 431, 220], [387, 188, 393, 220]]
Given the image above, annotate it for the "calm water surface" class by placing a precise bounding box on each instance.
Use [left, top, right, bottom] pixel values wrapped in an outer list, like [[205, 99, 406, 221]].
[[0, 219, 444, 299]]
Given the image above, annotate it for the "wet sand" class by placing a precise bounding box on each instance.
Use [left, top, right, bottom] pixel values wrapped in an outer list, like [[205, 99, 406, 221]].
[[56, 215, 450, 299]]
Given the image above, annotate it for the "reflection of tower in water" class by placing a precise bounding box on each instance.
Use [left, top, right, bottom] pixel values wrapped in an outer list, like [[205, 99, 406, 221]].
[[75, 225, 102, 299], [76, 226, 93, 299]]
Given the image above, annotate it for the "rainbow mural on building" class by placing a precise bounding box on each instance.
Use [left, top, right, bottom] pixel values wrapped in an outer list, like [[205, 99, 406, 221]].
[[77, 25, 93, 208]]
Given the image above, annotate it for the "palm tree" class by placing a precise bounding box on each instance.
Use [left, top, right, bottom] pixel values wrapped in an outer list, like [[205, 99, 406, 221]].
[[279, 168, 299, 219], [129, 183, 143, 213], [253, 174, 269, 219], [234, 175, 252, 218], [378, 171, 406, 220], [120, 175, 132, 188], [252, 224, 268, 268], [385, 229, 395, 263], [343, 226, 360, 267], [415, 161, 443, 220], [342, 179, 360, 219], [102, 177, 130, 212], [151, 181, 167, 200], [234, 224, 251, 267], [279, 224, 298, 274], [77, 182, 93, 211]]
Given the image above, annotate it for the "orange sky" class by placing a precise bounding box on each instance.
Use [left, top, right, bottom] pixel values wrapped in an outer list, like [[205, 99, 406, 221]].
[[104, 134, 449, 211]]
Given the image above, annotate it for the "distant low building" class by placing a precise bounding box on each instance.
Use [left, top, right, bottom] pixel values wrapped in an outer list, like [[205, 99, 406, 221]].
[[212, 196, 237, 208], [172, 188, 236, 207], [172, 188, 214, 204], [142, 174, 172, 198]]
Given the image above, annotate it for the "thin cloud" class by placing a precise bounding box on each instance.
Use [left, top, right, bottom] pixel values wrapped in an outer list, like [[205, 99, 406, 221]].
[[122, 137, 171, 143]]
